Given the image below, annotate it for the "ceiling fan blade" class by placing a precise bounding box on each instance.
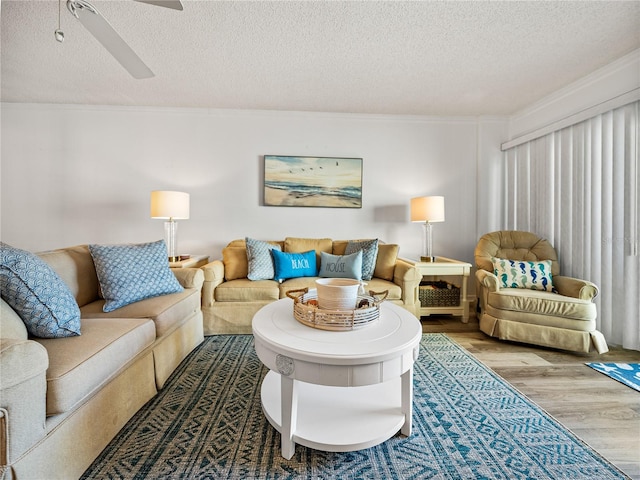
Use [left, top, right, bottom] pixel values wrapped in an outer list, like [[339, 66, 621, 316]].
[[134, 0, 183, 11], [67, 0, 154, 79]]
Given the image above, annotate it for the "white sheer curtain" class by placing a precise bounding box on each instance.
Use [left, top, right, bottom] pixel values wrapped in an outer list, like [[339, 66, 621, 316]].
[[503, 101, 639, 350]]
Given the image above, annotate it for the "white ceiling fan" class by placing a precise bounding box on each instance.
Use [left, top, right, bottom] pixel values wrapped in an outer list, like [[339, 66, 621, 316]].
[[59, 0, 183, 79]]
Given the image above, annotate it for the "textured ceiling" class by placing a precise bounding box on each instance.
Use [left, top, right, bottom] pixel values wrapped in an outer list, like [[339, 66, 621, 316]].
[[1, 0, 639, 116]]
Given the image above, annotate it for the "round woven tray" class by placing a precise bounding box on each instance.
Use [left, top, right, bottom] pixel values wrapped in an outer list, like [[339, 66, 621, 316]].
[[286, 288, 388, 331]]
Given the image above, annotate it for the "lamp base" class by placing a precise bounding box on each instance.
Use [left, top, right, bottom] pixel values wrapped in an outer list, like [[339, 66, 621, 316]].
[[168, 255, 180, 263], [420, 256, 436, 262]]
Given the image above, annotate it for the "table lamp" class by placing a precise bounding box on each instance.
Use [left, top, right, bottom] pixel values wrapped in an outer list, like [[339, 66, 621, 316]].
[[411, 196, 445, 262], [150, 190, 190, 262]]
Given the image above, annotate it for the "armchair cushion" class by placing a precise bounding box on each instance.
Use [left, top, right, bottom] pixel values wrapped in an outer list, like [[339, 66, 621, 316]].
[[492, 257, 554, 292]]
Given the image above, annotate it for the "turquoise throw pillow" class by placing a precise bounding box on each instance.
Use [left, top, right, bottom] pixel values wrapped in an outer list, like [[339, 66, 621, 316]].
[[271, 249, 317, 281], [319, 251, 363, 280], [492, 257, 554, 292], [0, 242, 81, 338], [89, 240, 183, 312], [345, 239, 378, 280], [246, 237, 281, 281]]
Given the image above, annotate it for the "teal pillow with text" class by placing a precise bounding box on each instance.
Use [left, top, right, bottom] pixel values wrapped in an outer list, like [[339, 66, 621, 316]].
[[271, 249, 317, 281], [319, 251, 363, 280]]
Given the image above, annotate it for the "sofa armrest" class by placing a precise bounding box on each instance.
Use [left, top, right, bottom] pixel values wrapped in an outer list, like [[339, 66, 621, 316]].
[[0, 339, 48, 464], [476, 269, 499, 292], [392, 258, 421, 306], [553, 275, 599, 300], [201, 260, 226, 307], [171, 267, 205, 290]]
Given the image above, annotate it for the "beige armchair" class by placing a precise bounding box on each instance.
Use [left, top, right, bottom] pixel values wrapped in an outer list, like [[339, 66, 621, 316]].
[[474, 231, 608, 354]]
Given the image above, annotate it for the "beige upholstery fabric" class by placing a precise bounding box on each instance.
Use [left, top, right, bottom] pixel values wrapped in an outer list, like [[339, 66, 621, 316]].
[[475, 230, 607, 354], [0, 301, 28, 340], [80, 288, 201, 338], [216, 279, 280, 302], [36, 317, 155, 415], [9, 352, 157, 480], [222, 246, 249, 281], [38, 245, 101, 307], [0, 339, 48, 462], [284, 237, 333, 265], [374, 244, 399, 281]]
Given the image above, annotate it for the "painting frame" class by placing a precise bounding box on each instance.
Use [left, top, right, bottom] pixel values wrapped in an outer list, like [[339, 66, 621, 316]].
[[263, 155, 363, 208]]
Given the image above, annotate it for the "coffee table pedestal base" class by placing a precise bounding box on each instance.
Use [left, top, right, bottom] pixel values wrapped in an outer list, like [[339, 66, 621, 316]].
[[261, 371, 408, 459]]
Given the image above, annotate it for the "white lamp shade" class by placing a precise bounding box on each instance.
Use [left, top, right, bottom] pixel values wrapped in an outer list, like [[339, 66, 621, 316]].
[[150, 191, 190, 219], [411, 196, 445, 223]]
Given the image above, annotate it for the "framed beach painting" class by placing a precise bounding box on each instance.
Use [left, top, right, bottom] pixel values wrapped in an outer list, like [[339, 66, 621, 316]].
[[264, 155, 362, 208]]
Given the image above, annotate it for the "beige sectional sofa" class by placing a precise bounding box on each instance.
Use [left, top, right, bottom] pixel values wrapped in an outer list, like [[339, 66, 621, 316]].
[[0, 244, 205, 479], [201, 237, 422, 335]]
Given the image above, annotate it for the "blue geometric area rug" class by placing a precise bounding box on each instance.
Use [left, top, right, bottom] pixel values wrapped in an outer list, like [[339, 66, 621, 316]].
[[81, 334, 629, 480], [586, 362, 640, 392]]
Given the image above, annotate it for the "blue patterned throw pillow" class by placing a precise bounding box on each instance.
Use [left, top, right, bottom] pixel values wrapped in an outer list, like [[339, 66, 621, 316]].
[[271, 249, 317, 281], [345, 239, 379, 280], [319, 251, 363, 280], [0, 242, 81, 338], [492, 257, 554, 292], [89, 240, 183, 312], [246, 238, 281, 281]]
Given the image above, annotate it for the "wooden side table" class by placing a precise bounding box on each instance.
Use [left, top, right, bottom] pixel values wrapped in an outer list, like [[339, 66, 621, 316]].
[[404, 257, 472, 323], [169, 254, 209, 269]]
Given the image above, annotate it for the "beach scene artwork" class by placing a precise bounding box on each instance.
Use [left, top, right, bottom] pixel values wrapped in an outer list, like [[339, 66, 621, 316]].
[[264, 155, 362, 208]]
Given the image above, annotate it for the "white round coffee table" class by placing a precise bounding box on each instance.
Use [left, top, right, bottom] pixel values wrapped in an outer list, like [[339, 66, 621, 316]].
[[252, 295, 422, 459]]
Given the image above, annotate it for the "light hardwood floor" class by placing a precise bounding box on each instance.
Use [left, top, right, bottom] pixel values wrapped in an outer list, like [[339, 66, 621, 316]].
[[421, 314, 640, 479]]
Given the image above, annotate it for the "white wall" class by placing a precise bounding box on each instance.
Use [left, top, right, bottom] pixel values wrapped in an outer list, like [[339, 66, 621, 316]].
[[1, 105, 505, 265]]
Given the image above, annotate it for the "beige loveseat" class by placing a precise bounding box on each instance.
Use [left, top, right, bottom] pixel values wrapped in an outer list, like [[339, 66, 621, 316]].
[[201, 237, 422, 335], [0, 244, 204, 479]]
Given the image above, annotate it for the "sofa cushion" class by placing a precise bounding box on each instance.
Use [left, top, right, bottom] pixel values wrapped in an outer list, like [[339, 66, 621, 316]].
[[246, 238, 281, 281], [222, 246, 249, 281], [80, 288, 200, 338], [0, 242, 81, 338], [487, 288, 596, 322], [319, 251, 362, 280], [345, 239, 378, 280], [272, 250, 318, 281], [284, 237, 333, 266], [365, 278, 402, 301], [215, 279, 280, 302], [89, 240, 183, 312], [36, 317, 155, 415], [374, 244, 399, 281], [38, 245, 100, 307], [492, 257, 554, 292]]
